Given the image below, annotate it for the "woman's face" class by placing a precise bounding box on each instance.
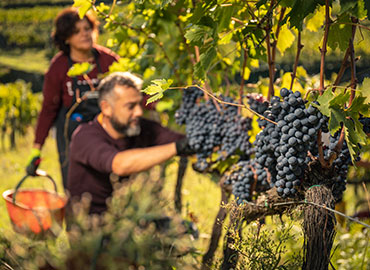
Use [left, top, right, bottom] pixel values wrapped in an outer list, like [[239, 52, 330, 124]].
[[66, 18, 93, 54]]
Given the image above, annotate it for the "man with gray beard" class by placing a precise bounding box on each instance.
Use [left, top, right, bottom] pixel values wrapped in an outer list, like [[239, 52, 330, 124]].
[[67, 72, 193, 214]]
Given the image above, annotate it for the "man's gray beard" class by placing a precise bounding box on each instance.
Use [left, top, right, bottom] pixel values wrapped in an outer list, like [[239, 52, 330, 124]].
[[110, 116, 141, 137]]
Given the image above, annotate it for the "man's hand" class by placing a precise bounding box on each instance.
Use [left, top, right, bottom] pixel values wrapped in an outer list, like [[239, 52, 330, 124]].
[[175, 137, 196, 156], [26, 148, 41, 176]]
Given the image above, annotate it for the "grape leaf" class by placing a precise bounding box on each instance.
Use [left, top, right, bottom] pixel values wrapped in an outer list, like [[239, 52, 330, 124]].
[[329, 91, 351, 107], [141, 79, 173, 104], [155, 98, 174, 112], [328, 107, 343, 136], [73, 0, 92, 19], [306, 5, 325, 32], [348, 95, 370, 117], [217, 5, 235, 31], [276, 24, 295, 55], [314, 89, 334, 116], [185, 25, 212, 46], [340, 0, 367, 19], [327, 14, 352, 52], [67, 62, 94, 77], [287, 0, 325, 31], [365, 0, 370, 19], [358, 77, 370, 104], [194, 46, 217, 79]]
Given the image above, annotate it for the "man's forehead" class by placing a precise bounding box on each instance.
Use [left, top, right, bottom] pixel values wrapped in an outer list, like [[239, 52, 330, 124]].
[[113, 85, 142, 98]]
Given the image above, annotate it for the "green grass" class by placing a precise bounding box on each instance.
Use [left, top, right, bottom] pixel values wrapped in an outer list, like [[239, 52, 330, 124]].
[[0, 48, 50, 74]]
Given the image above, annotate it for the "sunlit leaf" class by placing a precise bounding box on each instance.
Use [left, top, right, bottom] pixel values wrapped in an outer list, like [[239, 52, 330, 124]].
[[185, 25, 212, 46], [313, 88, 334, 116], [276, 24, 295, 55], [306, 5, 325, 32], [73, 0, 92, 19], [67, 62, 94, 77], [358, 77, 370, 104], [155, 98, 174, 112], [141, 79, 173, 104]]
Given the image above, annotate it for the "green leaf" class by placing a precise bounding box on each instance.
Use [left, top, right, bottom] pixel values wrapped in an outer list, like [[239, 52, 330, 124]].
[[314, 89, 334, 116], [194, 46, 217, 79], [347, 95, 370, 116], [218, 5, 235, 31], [67, 62, 94, 77], [73, 0, 92, 19], [287, 0, 324, 31], [276, 24, 295, 55], [327, 14, 352, 51], [146, 92, 163, 104], [329, 91, 351, 107], [184, 25, 211, 46], [155, 98, 174, 112], [141, 79, 173, 104], [340, 0, 367, 19], [358, 77, 370, 104], [365, 0, 370, 19], [329, 108, 344, 136]]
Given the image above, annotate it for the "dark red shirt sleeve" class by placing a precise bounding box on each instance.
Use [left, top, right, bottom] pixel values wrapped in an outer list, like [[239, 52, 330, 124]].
[[34, 56, 66, 146]]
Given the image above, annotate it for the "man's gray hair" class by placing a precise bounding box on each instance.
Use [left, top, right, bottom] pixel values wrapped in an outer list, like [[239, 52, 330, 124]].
[[98, 72, 143, 104]]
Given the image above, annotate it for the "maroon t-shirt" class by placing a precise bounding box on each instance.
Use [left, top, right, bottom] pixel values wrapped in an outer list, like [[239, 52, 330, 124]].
[[34, 45, 119, 146], [67, 117, 184, 214]]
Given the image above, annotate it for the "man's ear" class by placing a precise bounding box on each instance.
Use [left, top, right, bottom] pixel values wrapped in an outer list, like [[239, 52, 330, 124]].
[[100, 100, 113, 117]]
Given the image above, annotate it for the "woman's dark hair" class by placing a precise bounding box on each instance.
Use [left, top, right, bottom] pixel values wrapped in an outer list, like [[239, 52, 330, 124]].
[[52, 7, 98, 55]]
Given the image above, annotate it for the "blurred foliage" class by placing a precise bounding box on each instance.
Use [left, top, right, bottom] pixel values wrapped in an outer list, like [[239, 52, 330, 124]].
[[0, 176, 199, 270], [0, 80, 41, 149], [0, 6, 61, 50]]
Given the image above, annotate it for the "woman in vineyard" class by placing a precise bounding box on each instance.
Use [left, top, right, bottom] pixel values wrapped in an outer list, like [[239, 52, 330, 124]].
[[26, 7, 119, 189]]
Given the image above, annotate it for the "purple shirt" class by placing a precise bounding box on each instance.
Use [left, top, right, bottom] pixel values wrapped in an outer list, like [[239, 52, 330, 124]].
[[67, 117, 184, 214]]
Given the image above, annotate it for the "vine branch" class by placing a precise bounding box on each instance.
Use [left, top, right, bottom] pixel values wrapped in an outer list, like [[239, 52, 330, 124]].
[[170, 86, 277, 124], [290, 31, 304, 90], [319, 0, 332, 95]]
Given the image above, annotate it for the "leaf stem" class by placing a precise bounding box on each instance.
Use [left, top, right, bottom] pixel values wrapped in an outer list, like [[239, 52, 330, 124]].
[[348, 17, 358, 107], [290, 31, 304, 90], [317, 129, 329, 168], [332, 48, 350, 93], [265, 1, 275, 101], [319, 0, 332, 95], [170, 86, 277, 124], [239, 47, 248, 114]]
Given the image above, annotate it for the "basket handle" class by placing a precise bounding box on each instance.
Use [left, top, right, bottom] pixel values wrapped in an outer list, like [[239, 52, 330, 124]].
[[12, 169, 58, 205]]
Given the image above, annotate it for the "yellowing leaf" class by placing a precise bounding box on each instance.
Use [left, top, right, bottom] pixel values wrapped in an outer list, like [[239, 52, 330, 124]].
[[219, 32, 233, 45], [73, 0, 92, 19], [276, 24, 295, 55], [280, 72, 304, 92], [67, 62, 94, 77], [306, 5, 325, 32], [249, 58, 259, 68], [296, 66, 308, 77], [243, 66, 251, 80], [128, 43, 139, 56]]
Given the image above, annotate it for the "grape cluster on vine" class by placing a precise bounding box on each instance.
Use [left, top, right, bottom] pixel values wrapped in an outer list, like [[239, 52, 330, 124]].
[[175, 87, 252, 172]]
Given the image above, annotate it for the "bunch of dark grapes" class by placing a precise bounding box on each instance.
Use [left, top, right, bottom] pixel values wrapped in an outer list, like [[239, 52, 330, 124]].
[[246, 93, 269, 127], [359, 117, 370, 134], [218, 96, 253, 160], [175, 86, 204, 125], [224, 160, 270, 203], [251, 88, 329, 198], [176, 87, 253, 172]]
